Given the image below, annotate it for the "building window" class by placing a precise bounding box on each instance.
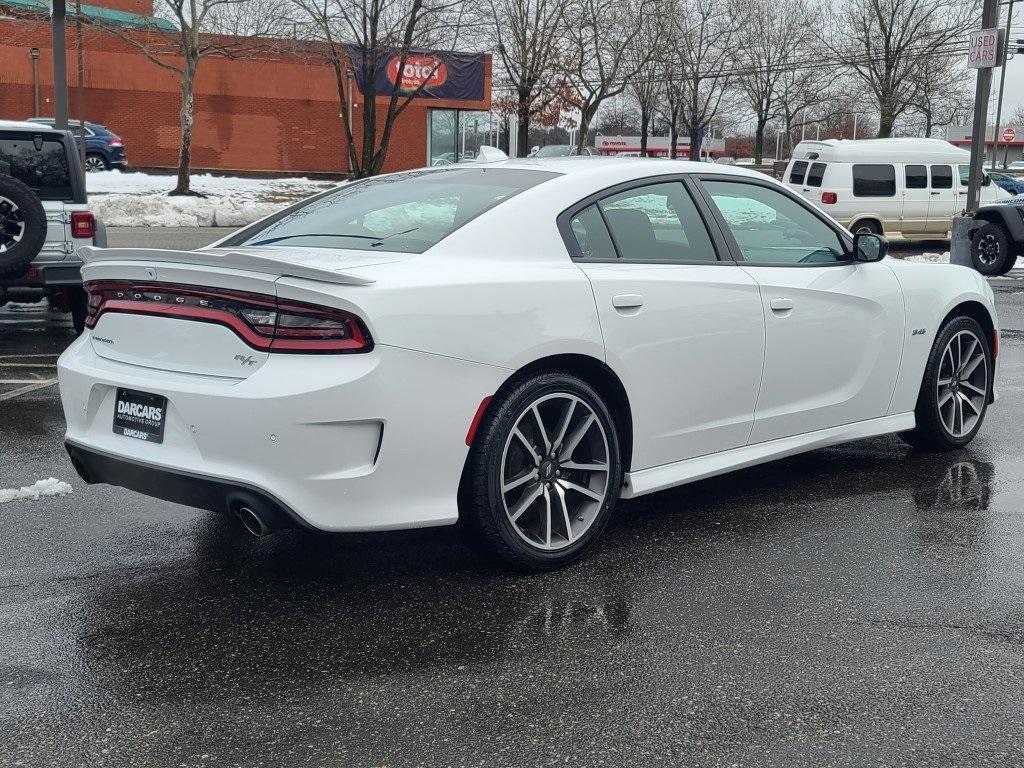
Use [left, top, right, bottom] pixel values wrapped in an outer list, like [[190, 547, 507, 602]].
[[428, 109, 497, 166]]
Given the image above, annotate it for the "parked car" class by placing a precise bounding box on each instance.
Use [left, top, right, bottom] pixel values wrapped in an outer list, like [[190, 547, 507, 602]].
[[0, 119, 106, 332], [529, 144, 596, 158], [736, 157, 757, 165], [966, 192, 1024, 275], [27, 117, 126, 172], [60, 159, 998, 570], [1008, 160, 1024, 170], [988, 171, 1024, 196], [784, 138, 1009, 239]]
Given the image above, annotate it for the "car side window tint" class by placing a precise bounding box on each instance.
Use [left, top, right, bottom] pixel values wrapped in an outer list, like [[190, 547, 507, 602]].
[[702, 179, 847, 265], [789, 161, 808, 184], [806, 162, 827, 187], [852, 164, 896, 196], [931, 165, 952, 189], [906, 164, 927, 189], [569, 204, 617, 260], [597, 182, 717, 262]]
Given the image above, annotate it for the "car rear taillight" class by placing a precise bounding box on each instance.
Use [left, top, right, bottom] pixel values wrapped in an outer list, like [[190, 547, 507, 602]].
[[820, 192, 837, 204], [83, 281, 371, 354], [109, 139, 123, 147], [71, 211, 96, 239]]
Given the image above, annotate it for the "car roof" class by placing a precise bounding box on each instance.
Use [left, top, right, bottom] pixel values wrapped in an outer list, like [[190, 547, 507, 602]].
[[486, 156, 765, 179], [791, 138, 969, 164], [0, 119, 64, 133]]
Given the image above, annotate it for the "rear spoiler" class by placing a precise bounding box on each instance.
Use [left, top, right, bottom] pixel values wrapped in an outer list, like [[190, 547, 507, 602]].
[[77, 247, 376, 286]]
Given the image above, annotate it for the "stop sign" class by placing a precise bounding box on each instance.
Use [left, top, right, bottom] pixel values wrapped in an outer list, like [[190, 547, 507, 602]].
[[1003, 127, 1016, 142]]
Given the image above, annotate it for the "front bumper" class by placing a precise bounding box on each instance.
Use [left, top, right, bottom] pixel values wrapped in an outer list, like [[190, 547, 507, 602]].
[[58, 333, 509, 531]]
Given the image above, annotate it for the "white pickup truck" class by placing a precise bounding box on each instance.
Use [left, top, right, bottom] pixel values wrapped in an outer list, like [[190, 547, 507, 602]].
[[0, 119, 106, 333]]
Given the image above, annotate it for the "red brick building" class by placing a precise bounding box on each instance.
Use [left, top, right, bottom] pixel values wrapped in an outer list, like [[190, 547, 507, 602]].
[[0, 0, 492, 175]]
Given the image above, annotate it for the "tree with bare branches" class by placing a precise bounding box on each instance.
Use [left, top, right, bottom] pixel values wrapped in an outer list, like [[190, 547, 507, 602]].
[[736, 0, 820, 163], [89, 0, 287, 194], [831, 0, 975, 137], [293, 0, 469, 177], [672, 0, 738, 161], [562, 0, 654, 152], [625, 11, 666, 157], [487, 0, 567, 156]]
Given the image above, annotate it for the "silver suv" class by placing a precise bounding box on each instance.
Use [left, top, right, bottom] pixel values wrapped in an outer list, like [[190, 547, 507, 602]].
[[0, 119, 106, 333]]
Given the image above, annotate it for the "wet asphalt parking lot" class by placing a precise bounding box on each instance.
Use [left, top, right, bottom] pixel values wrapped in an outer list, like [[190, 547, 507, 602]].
[[1, 231, 1023, 767]]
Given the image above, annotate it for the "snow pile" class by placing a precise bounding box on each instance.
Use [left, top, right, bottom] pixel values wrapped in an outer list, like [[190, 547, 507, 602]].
[[86, 171, 337, 227], [899, 252, 950, 263], [0, 478, 73, 504]]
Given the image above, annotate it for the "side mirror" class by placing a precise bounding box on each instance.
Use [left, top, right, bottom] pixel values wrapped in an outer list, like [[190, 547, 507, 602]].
[[853, 232, 887, 262]]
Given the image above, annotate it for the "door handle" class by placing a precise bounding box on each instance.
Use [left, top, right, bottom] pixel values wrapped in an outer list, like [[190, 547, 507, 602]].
[[769, 298, 794, 312], [930, 191, 941, 195], [612, 294, 644, 309]]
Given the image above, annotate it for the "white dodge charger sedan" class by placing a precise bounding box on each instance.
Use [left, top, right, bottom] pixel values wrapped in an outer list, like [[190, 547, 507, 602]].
[[58, 158, 999, 569]]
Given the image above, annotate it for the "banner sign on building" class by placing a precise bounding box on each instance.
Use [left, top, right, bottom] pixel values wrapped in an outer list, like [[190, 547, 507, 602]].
[[347, 47, 485, 101]]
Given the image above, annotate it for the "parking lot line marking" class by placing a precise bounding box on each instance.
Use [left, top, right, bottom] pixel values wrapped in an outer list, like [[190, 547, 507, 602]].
[[0, 379, 58, 401], [0, 353, 62, 358], [0, 363, 59, 367]]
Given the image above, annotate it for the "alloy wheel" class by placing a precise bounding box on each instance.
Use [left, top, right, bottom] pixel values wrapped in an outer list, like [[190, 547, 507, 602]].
[[0, 195, 25, 253], [975, 233, 1001, 266], [936, 330, 988, 439], [85, 156, 106, 172], [500, 393, 611, 551]]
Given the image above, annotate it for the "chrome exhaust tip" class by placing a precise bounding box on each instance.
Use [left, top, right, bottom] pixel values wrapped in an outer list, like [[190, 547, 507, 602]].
[[234, 505, 273, 537]]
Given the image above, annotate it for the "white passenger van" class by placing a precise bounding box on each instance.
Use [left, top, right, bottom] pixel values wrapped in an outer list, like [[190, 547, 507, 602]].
[[784, 138, 1009, 240]]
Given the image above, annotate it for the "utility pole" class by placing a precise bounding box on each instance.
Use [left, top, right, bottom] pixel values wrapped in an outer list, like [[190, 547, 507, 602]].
[[991, 0, 1014, 169], [52, 0, 68, 129], [966, 0, 1002, 214], [852, 113, 858, 140]]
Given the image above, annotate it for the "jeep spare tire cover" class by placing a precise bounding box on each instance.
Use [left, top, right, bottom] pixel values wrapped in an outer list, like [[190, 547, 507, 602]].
[[0, 174, 48, 279]]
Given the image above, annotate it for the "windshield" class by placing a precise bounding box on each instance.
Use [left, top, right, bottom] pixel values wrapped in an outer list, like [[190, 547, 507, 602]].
[[227, 167, 559, 253]]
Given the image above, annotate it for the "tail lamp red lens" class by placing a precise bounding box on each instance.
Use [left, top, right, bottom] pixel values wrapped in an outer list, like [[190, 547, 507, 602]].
[[820, 192, 837, 204], [84, 281, 371, 354], [71, 211, 96, 239], [109, 139, 123, 147]]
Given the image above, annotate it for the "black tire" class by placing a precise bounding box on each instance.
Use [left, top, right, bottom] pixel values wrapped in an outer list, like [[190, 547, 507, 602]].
[[970, 222, 1013, 276], [852, 219, 882, 236], [68, 287, 88, 335], [998, 248, 1019, 275], [0, 174, 47, 280], [461, 372, 623, 571], [84, 154, 109, 173], [900, 316, 992, 452]]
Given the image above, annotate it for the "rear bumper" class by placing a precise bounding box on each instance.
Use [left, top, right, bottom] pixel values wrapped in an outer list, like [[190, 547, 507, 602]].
[[65, 440, 311, 530], [58, 331, 509, 532]]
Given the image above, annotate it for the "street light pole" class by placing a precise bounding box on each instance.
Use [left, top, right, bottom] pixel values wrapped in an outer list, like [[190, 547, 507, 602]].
[[991, 0, 1014, 169], [967, 0, 1002, 213], [52, 0, 68, 129], [29, 48, 40, 116]]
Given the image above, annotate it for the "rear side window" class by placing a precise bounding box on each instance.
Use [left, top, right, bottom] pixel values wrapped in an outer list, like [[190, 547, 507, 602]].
[[852, 164, 895, 197], [806, 162, 827, 187], [930, 165, 952, 189], [568, 205, 616, 260], [597, 182, 717, 262], [229, 167, 559, 254], [0, 135, 72, 201], [789, 161, 808, 184], [905, 165, 927, 189]]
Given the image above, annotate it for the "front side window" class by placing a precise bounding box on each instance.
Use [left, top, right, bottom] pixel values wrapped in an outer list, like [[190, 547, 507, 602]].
[[0, 135, 72, 201], [852, 164, 896, 197], [789, 161, 808, 184], [906, 165, 927, 189], [931, 165, 952, 189], [597, 181, 716, 262], [806, 162, 827, 187], [702, 179, 847, 264], [229, 167, 559, 254]]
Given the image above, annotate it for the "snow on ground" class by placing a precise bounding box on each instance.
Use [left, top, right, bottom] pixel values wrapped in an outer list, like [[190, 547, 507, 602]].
[[894, 252, 1024, 270], [86, 171, 337, 227], [0, 478, 73, 504]]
